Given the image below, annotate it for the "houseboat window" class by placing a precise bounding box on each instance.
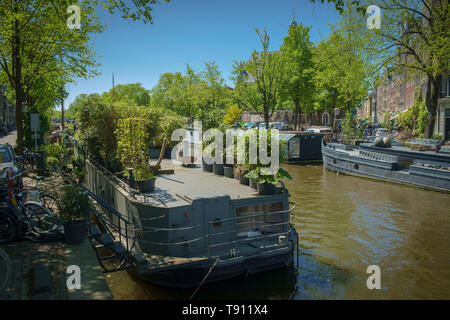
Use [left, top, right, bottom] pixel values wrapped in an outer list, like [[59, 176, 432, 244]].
[[235, 203, 285, 236]]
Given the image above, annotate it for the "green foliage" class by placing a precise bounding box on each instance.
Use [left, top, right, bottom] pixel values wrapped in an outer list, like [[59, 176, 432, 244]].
[[46, 156, 60, 168], [59, 185, 93, 223], [115, 118, 153, 180], [397, 88, 427, 137], [150, 63, 232, 121], [103, 83, 151, 106], [381, 112, 393, 131], [223, 104, 242, 125], [77, 94, 125, 165], [280, 23, 315, 128], [44, 143, 64, 159], [341, 112, 360, 142], [232, 28, 285, 126], [312, 2, 373, 114], [244, 167, 292, 186]]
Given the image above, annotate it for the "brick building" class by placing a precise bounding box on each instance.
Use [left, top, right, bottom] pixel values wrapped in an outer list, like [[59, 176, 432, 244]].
[[358, 69, 450, 140], [241, 109, 331, 128]]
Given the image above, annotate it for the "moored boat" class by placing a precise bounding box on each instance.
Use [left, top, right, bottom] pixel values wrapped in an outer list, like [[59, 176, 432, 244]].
[[322, 140, 450, 193], [84, 159, 298, 287]]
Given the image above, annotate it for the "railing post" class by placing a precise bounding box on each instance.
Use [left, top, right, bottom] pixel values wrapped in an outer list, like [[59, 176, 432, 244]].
[[207, 223, 210, 260], [264, 212, 267, 249]]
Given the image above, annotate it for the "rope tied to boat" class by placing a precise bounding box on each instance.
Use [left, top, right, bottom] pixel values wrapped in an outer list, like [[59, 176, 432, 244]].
[[189, 257, 221, 300]]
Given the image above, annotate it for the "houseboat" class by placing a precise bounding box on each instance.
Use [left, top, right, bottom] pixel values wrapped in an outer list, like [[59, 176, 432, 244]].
[[322, 141, 450, 193], [83, 159, 298, 287], [280, 132, 329, 164]]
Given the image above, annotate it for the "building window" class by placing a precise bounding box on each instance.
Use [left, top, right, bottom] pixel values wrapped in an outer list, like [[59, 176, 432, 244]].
[[447, 75, 450, 97], [322, 113, 330, 126]]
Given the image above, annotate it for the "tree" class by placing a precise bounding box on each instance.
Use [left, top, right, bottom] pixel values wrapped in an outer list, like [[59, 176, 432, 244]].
[[312, 3, 372, 117], [232, 28, 285, 128], [150, 65, 204, 119], [0, 1, 102, 153], [104, 83, 150, 106], [0, 0, 168, 153], [367, 0, 450, 137], [201, 62, 227, 109], [280, 23, 315, 130]]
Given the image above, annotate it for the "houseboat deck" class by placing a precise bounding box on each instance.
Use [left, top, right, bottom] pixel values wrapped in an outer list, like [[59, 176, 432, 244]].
[[144, 166, 266, 208]]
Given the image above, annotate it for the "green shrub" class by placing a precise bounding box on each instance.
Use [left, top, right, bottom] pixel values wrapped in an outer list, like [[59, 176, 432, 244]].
[[60, 185, 93, 223], [46, 156, 60, 168], [44, 143, 64, 159]]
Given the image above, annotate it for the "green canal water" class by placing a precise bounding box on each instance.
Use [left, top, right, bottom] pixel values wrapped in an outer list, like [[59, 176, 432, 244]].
[[106, 164, 450, 299]]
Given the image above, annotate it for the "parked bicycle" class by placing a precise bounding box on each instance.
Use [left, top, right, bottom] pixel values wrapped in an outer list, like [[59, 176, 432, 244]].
[[0, 170, 63, 243], [0, 187, 63, 243], [25, 175, 62, 216]]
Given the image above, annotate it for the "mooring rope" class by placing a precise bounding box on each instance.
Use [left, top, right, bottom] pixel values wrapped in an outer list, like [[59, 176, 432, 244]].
[[189, 257, 221, 300]]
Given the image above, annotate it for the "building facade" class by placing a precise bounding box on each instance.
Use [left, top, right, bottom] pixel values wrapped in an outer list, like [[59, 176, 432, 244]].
[[241, 109, 331, 128], [358, 70, 450, 140], [0, 85, 15, 128]]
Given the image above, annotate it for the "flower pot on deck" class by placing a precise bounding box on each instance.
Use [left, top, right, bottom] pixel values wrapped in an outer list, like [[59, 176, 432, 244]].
[[224, 166, 234, 178], [213, 163, 224, 175], [135, 178, 156, 193], [239, 169, 249, 186], [249, 178, 258, 189], [202, 160, 213, 172], [257, 182, 276, 195], [64, 220, 87, 245]]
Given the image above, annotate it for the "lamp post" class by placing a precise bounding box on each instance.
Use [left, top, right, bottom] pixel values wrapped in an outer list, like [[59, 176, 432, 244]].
[[333, 107, 340, 141]]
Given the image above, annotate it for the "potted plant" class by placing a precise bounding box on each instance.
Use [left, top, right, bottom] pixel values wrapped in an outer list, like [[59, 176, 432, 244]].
[[245, 167, 292, 195], [133, 167, 156, 193], [248, 177, 258, 189], [202, 158, 213, 172], [223, 165, 234, 178], [60, 185, 93, 244], [116, 118, 158, 193]]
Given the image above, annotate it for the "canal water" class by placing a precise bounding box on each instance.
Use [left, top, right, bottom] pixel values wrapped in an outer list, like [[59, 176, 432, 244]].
[[106, 164, 450, 299]]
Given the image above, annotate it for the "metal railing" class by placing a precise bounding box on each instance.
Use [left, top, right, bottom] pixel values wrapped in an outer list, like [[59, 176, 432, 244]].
[[206, 202, 296, 260]]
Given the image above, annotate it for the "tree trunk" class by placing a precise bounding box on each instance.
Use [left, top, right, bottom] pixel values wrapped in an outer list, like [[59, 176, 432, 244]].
[[424, 76, 441, 138], [293, 100, 300, 131], [13, 19, 24, 154], [299, 109, 302, 131]]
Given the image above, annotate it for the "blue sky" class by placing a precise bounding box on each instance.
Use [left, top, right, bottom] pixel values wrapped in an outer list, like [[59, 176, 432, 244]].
[[65, 0, 340, 107]]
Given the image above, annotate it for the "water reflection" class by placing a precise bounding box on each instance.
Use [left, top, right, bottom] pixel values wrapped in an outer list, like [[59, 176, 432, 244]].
[[107, 164, 450, 299]]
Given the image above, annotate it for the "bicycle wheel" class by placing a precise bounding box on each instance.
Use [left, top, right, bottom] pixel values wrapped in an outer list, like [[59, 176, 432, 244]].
[[39, 194, 62, 216], [23, 203, 61, 233], [0, 247, 11, 293], [0, 210, 18, 243]]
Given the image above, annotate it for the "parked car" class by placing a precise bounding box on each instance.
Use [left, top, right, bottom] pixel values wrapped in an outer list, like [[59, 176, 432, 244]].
[[304, 127, 333, 134], [268, 122, 282, 130], [0, 144, 22, 188]]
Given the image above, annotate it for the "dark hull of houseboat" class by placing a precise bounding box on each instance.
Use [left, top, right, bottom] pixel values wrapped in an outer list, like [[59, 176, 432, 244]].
[[322, 143, 450, 193], [132, 245, 294, 288], [281, 132, 326, 164]]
